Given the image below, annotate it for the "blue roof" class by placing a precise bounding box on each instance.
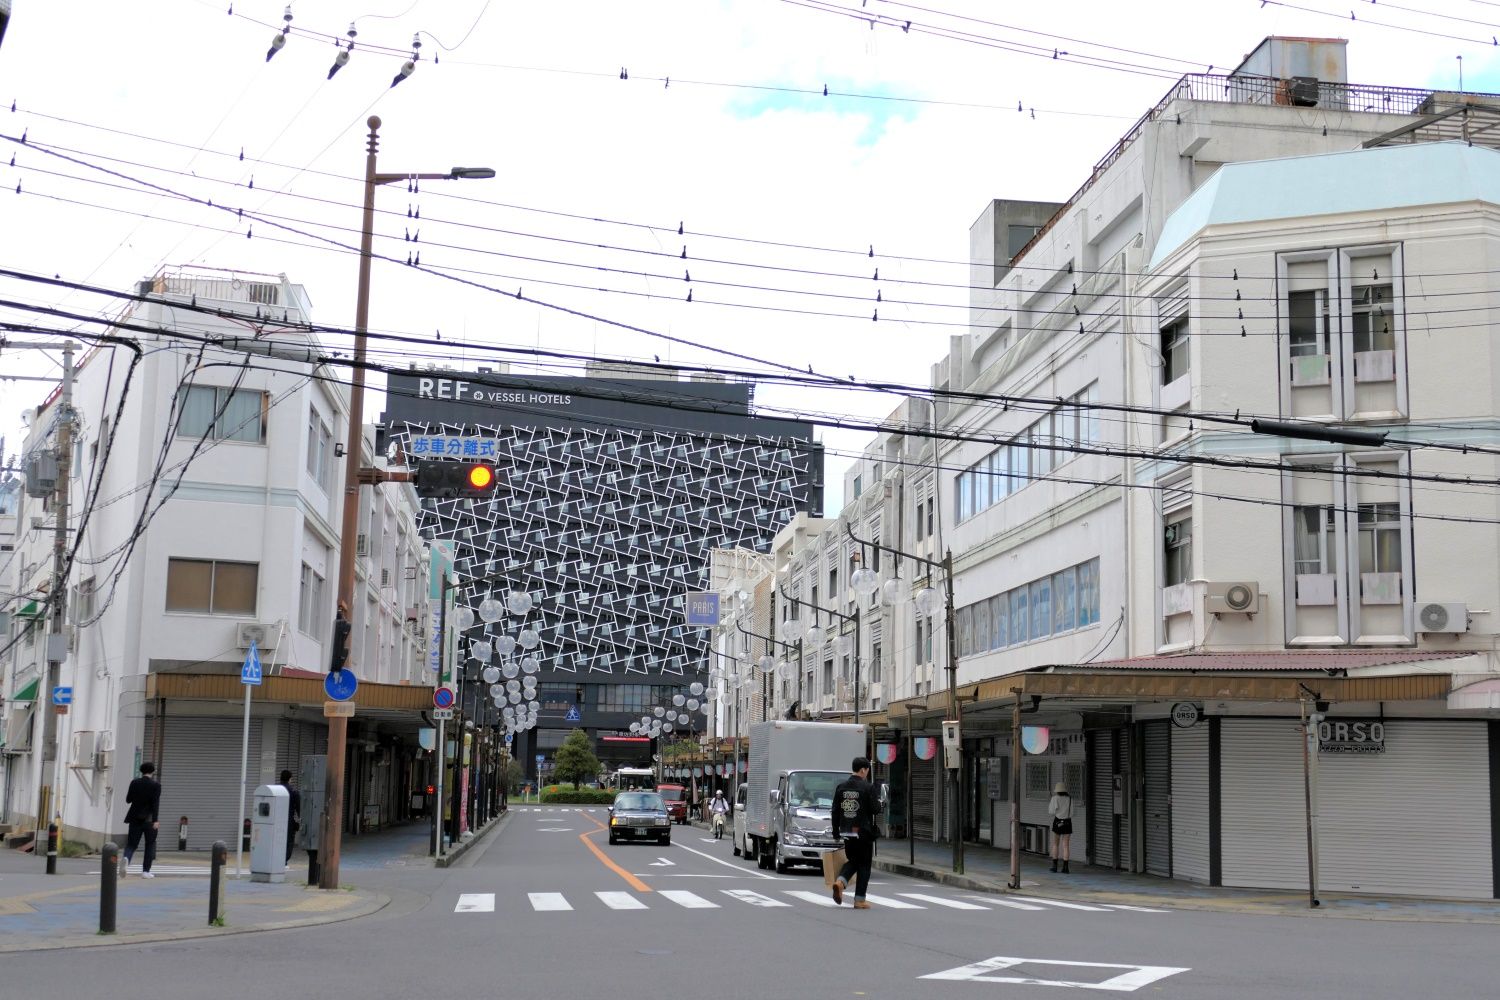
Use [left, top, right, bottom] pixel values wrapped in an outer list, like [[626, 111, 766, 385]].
[[1149, 142, 1500, 269]]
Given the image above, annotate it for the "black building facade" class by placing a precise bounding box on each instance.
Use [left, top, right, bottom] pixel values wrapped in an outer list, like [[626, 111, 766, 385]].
[[382, 369, 823, 778]]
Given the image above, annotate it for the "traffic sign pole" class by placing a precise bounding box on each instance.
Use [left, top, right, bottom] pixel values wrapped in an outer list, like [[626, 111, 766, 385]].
[[234, 641, 261, 879]]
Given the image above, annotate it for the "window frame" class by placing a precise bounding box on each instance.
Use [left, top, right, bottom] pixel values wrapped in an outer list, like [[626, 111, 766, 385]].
[[165, 558, 259, 617], [176, 385, 268, 444]]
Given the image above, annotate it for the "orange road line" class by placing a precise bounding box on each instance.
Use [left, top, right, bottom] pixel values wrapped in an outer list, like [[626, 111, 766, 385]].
[[578, 811, 652, 893]]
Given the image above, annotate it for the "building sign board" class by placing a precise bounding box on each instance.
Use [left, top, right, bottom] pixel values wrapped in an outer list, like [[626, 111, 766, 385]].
[[1318, 719, 1386, 755]]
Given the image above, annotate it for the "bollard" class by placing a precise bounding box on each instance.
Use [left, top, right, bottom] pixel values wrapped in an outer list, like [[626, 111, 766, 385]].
[[45, 822, 59, 875], [306, 848, 319, 887], [99, 842, 118, 934], [241, 817, 251, 854], [178, 816, 189, 852], [208, 840, 227, 926]]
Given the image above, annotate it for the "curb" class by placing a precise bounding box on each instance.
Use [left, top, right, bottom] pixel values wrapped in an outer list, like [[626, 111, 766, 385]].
[[0, 885, 391, 953], [435, 811, 509, 868]]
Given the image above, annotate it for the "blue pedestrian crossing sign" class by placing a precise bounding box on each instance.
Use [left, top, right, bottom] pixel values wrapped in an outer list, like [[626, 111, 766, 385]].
[[241, 640, 263, 686], [564, 704, 581, 722]]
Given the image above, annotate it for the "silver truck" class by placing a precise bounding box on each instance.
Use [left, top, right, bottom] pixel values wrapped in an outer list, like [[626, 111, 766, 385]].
[[743, 720, 868, 873]]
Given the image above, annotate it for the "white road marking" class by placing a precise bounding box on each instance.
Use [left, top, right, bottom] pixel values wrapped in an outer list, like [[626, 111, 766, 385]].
[[1104, 904, 1171, 913], [919, 956, 1189, 991], [670, 841, 779, 879], [860, 893, 926, 909], [528, 892, 572, 911], [454, 893, 495, 913], [898, 893, 988, 910], [783, 890, 841, 908], [648, 857, 676, 867], [537, 828, 573, 832], [597, 892, 648, 910], [722, 889, 791, 907], [659, 890, 718, 909], [1025, 897, 1113, 912], [962, 895, 1046, 911]]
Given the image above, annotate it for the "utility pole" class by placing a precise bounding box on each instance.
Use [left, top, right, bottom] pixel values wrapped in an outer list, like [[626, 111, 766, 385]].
[[942, 549, 963, 876]]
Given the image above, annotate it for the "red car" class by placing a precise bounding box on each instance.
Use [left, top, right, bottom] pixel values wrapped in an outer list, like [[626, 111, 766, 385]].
[[657, 784, 689, 824]]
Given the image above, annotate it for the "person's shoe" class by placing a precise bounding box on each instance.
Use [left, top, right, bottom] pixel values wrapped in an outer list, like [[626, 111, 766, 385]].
[[141, 871, 155, 879], [831, 877, 846, 905], [852, 899, 872, 909], [1049, 860, 1058, 873], [1062, 861, 1070, 874], [118, 858, 128, 878]]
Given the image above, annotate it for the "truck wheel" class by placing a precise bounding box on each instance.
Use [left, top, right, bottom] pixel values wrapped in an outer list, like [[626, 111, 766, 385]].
[[758, 842, 774, 870], [732, 841, 741, 857], [774, 851, 791, 874]]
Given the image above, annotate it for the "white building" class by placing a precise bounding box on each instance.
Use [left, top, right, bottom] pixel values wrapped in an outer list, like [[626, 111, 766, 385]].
[[0, 267, 435, 850], [764, 37, 1500, 899]]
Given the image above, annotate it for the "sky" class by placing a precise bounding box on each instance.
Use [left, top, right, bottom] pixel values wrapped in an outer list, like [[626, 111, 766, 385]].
[[2, 0, 1499, 512]]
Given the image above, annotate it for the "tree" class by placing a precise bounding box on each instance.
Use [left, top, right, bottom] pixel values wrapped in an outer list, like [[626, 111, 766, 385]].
[[501, 757, 525, 793], [553, 728, 602, 789]]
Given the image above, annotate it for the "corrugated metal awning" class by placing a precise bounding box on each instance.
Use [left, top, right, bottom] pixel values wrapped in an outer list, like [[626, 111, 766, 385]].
[[146, 672, 433, 713], [1052, 649, 1473, 672]]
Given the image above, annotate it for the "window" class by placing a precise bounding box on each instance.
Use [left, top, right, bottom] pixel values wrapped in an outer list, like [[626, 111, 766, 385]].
[[923, 615, 934, 663], [925, 497, 935, 538], [1029, 577, 1051, 640], [1288, 289, 1331, 358], [853, 475, 863, 499], [870, 640, 882, 684], [1076, 559, 1101, 627], [1164, 515, 1192, 587], [298, 563, 325, 635], [1358, 502, 1402, 573], [822, 657, 834, 695], [1293, 505, 1339, 576], [1010, 588, 1029, 644], [307, 411, 333, 489], [915, 497, 926, 541], [1007, 224, 1042, 259], [914, 617, 925, 664], [166, 558, 258, 615], [1161, 316, 1190, 385], [177, 386, 267, 443], [1351, 282, 1394, 355], [958, 606, 974, 657], [811, 585, 820, 627], [991, 594, 1007, 649], [828, 567, 838, 598], [973, 596, 990, 651], [1052, 568, 1076, 634]]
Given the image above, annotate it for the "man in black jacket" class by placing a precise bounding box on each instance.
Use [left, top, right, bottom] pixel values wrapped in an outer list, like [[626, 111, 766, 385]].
[[122, 762, 161, 878], [279, 770, 302, 865], [829, 756, 881, 909]]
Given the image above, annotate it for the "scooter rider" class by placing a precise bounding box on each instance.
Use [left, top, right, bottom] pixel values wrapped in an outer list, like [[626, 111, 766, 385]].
[[710, 789, 729, 838]]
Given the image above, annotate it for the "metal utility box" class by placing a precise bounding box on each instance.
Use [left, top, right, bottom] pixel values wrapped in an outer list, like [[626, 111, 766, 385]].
[[249, 784, 289, 883], [298, 755, 326, 851]]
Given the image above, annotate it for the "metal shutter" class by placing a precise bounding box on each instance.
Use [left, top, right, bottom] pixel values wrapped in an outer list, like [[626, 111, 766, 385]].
[[144, 715, 262, 851], [1170, 722, 1211, 883], [1220, 718, 1306, 890], [911, 751, 935, 840], [1317, 721, 1492, 898], [1142, 721, 1172, 877], [1089, 729, 1127, 869], [276, 719, 327, 778]]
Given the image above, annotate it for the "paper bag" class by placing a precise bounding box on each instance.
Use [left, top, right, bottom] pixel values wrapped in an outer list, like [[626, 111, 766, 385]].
[[822, 846, 848, 888]]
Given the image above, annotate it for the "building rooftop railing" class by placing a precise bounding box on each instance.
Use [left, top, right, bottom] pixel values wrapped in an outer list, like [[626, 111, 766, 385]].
[[1009, 73, 1500, 268]]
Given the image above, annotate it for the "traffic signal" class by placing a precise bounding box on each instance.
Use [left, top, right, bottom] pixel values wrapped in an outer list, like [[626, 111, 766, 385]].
[[413, 459, 500, 499], [329, 615, 351, 673]]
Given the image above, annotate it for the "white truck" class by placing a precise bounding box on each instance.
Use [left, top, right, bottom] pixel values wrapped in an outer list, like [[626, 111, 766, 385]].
[[742, 720, 869, 873]]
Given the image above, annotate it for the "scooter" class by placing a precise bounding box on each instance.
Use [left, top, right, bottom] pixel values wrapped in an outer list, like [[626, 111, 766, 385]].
[[712, 812, 726, 839]]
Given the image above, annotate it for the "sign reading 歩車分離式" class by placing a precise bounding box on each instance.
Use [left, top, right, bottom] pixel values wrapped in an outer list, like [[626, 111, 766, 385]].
[[1317, 719, 1386, 755]]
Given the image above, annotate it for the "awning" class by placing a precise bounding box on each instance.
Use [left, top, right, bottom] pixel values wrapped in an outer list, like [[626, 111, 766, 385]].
[[145, 672, 434, 721], [16, 600, 42, 620], [1057, 649, 1474, 672], [11, 677, 39, 703]]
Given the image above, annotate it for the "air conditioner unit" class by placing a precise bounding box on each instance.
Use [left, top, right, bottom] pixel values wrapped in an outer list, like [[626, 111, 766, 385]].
[[71, 730, 96, 770], [94, 748, 113, 772], [405, 606, 421, 622], [1206, 582, 1260, 616], [1288, 75, 1320, 107], [356, 534, 370, 557], [1417, 602, 1469, 634], [236, 621, 273, 649]]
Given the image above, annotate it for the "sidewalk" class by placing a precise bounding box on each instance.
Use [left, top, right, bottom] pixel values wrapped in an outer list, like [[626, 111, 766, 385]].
[[873, 836, 1500, 924], [0, 823, 433, 951]]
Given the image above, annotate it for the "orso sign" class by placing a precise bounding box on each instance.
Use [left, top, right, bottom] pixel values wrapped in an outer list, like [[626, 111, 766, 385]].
[[1317, 719, 1386, 755]]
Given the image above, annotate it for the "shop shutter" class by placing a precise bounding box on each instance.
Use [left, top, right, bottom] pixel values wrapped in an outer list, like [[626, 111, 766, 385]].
[[1317, 721, 1491, 899], [1142, 721, 1172, 877], [1088, 729, 1125, 868], [911, 751, 936, 840], [1220, 718, 1306, 890], [1171, 722, 1211, 883], [144, 716, 263, 851], [276, 719, 328, 777]]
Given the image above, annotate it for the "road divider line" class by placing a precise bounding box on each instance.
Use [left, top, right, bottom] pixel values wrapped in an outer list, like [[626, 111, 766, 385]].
[[670, 841, 779, 879], [578, 811, 653, 893]]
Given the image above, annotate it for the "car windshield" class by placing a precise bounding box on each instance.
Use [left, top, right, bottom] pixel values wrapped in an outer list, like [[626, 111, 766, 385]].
[[659, 788, 683, 801], [787, 772, 842, 809], [614, 793, 663, 811]]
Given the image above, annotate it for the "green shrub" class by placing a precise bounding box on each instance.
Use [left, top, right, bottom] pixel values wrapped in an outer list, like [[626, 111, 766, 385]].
[[539, 787, 617, 804]]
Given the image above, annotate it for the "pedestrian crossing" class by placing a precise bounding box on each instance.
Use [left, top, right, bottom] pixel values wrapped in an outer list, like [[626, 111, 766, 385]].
[[452, 888, 1170, 917]]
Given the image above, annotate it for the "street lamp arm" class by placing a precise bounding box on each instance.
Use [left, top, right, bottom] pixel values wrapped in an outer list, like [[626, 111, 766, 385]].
[[734, 617, 799, 653], [845, 521, 943, 573], [774, 583, 856, 625], [373, 167, 497, 186]]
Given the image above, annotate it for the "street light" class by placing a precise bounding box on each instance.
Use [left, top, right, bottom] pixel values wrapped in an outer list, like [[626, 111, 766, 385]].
[[776, 581, 860, 723], [324, 115, 492, 890]]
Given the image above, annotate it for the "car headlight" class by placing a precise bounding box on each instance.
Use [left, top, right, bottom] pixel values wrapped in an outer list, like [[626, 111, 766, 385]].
[[610, 817, 620, 826], [784, 831, 808, 846], [655, 817, 670, 826]]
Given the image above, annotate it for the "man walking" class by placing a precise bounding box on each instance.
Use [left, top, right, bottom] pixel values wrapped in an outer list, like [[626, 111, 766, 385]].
[[279, 770, 301, 865], [122, 762, 161, 878], [830, 756, 881, 909]]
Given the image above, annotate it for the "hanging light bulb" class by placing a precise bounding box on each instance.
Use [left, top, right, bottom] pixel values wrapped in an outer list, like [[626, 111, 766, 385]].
[[757, 655, 775, 674], [629, 722, 640, 733], [663, 722, 675, 733], [672, 693, 686, 707], [506, 591, 534, 616], [501, 662, 519, 680], [775, 661, 791, 680], [506, 679, 521, 694], [882, 578, 911, 605], [481, 665, 500, 685], [689, 681, 705, 697], [851, 566, 880, 595], [653, 706, 665, 718], [452, 606, 476, 632], [496, 635, 517, 657], [779, 618, 803, 642], [508, 691, 522, 704], [518, 628, 540, 650], [686, 698, 700, 711], [835, 634, 854, 657], [470, 640, 492, 663], [520, 656, 540, 674], [488, 683, 503, 698], [478, 596, 504, 623]]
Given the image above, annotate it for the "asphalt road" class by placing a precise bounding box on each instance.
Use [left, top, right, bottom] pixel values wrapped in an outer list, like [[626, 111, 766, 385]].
[[7, 808, 1498, 1000]]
